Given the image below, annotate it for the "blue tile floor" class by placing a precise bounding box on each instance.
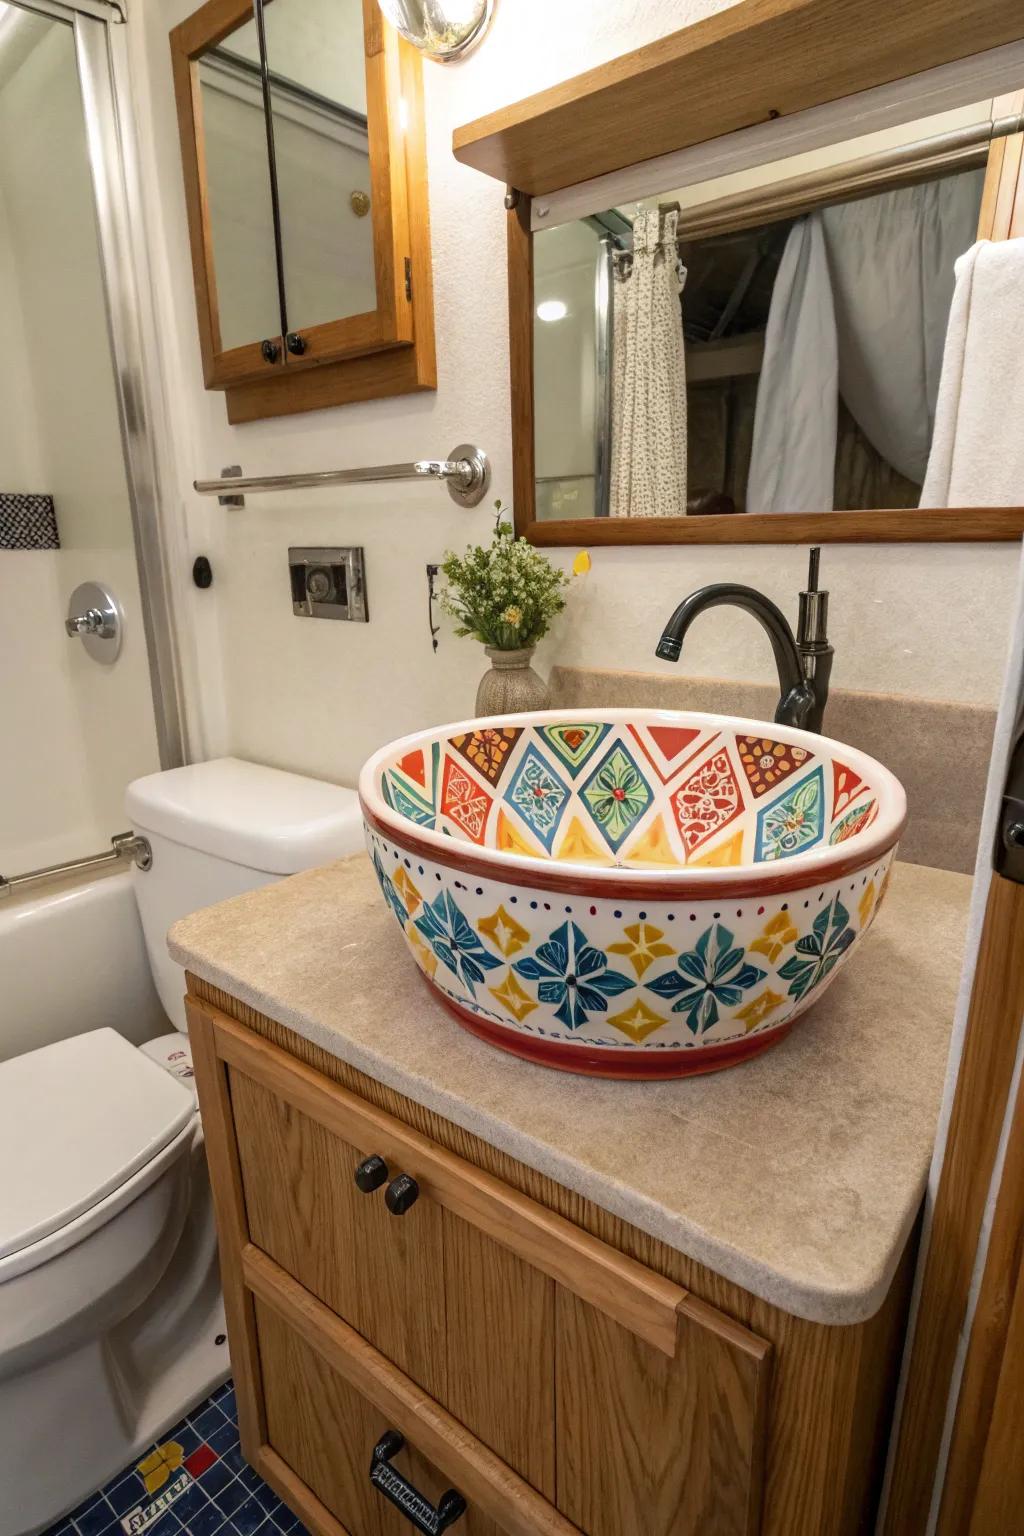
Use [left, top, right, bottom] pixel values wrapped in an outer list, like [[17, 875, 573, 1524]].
[[43, 1381, 308, 1536]]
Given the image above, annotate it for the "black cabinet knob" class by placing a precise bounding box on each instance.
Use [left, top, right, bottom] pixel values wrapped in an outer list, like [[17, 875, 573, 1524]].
[[354, 1155, 389, 1194], [385, 1173, 419, 1216], [261, 338, 280, 364], [286, 331, 306, 356]]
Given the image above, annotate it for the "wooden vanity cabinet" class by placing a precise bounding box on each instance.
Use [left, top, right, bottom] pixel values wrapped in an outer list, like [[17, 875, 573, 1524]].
[[187, 978, 916, 1536]]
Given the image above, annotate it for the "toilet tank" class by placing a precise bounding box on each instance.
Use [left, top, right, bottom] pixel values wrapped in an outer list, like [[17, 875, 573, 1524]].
[[126, 758, 363, 1030]]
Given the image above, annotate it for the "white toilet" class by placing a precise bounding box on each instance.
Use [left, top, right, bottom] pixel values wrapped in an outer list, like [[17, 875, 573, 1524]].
[[0, 758, 362, 1536]]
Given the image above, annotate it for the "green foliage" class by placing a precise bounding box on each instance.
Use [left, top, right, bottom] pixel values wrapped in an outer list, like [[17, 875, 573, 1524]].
[[439, 502, 569, 650]]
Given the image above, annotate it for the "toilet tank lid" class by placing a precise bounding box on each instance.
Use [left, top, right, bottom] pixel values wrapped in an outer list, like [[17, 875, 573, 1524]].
[[125, 757, 363, 875], [0, 1029, 194, 1263]]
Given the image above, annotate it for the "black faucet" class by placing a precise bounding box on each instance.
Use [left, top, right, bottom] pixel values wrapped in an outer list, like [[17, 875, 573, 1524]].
[[655, 548, 834, 733]]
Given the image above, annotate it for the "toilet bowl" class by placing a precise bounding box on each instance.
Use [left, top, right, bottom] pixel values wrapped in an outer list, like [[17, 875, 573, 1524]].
[[1, 758, 363, 1536]]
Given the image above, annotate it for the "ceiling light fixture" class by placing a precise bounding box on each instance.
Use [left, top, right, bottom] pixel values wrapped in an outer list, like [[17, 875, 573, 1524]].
[[376, 0, 497, 63]]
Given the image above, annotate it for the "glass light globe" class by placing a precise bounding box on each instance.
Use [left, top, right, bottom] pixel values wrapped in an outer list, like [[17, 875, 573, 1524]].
[[376, 0, 496, 62]]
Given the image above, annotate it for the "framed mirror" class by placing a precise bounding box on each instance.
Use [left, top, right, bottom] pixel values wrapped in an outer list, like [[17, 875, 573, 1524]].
[[507, 88, 1024, 545], [171, 0, 433, 418]]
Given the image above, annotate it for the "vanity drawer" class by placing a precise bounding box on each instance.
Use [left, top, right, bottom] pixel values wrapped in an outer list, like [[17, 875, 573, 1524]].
[[249, 1257, 572, 1536], [191, 998, 772, 1535]]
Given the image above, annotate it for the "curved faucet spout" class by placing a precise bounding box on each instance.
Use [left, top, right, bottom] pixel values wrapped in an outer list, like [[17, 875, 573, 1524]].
[[655, 582, 819, 730]]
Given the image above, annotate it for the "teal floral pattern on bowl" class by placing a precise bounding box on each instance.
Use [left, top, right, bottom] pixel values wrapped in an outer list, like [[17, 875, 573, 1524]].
[[360, 710, 906, 1078]]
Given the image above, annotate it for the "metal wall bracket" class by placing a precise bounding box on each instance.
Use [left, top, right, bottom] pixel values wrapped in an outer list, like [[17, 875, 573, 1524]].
[[996, 707, 1024, 883], [218, 466, 245, 507]]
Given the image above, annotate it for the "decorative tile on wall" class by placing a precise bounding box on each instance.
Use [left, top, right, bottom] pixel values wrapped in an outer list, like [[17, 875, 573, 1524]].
[[0, 492, 59, 549], [43, 1381, 307, 1536]]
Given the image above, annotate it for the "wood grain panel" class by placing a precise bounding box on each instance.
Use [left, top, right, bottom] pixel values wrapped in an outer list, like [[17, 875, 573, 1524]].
[[556, 1290, 770, 1536], [189, 978, 920, 1536], [442, 1210, 556, 1500], [208, 1004, 688, 1358], [883, 874, 1024, 1533], [248, 1250, 580, 1536], [937, 1009, 1024, 1533], [453, 0, 1024, 194], [185, 1000, 267, 1460], [230, 1067, 447, 1403]]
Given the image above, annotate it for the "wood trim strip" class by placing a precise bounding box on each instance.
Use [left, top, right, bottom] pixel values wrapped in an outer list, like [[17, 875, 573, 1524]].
[[255, 1447, 354, 1536], [452, 0, 1024, 195], [522, 507, 1024, 547], [936, 1014, 1024, 1532], [882, 874, 1024, 1532], [508, 193, 535, 542], [245, 1245, 583, 1536], [185, 998, 268, 1458], [199, 1000, 690, 1356]]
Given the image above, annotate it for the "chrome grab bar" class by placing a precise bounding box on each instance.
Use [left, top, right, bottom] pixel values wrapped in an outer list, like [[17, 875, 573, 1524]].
[[0, 832, 151, 899], [192, 442, 491, 509]]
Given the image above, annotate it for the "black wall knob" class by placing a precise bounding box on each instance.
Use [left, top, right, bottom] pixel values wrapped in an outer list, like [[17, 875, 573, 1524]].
[[354, 1155, 389, 1194], [192, 555, 213, 589], [261, 338, 281, 364], [385, 1173, 419, 1215], [286, 332, 306, 356]]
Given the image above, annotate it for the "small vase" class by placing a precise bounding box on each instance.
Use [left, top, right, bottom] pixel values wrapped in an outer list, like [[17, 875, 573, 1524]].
[[475, 646, 550, 715]]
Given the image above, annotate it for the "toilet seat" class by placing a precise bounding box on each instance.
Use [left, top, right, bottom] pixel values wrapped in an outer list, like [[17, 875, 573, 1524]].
[[0, 1029, 195, 1284]]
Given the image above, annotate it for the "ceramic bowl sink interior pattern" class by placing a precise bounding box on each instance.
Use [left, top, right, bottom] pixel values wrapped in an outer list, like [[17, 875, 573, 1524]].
[[359, 710, 907, 1078]]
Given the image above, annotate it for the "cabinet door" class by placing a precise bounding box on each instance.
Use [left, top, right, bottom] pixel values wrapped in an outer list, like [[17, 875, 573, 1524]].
[[556, 1292, 767, 1536], [231, 1068, 448, 1402]]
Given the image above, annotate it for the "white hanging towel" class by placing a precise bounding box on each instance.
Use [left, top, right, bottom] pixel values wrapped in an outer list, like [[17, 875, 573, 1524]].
[[920, 237, 1024, 507], [746, 212, 838, 513], [609, 208, 687, 518]]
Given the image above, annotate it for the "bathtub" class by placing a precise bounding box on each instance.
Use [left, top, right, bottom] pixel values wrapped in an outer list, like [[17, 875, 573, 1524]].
[[0, 868, 169, 1062]]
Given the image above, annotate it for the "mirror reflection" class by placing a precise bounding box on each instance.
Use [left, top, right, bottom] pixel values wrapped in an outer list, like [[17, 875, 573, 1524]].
[[263, 0, 377, 334], [197, 11, 282, 351], [534, 102, 992, 520]]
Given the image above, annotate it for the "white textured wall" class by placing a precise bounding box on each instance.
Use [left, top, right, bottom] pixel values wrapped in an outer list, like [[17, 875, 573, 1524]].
[[0, 23, 161, 869], [131, 0, 1020, 791]]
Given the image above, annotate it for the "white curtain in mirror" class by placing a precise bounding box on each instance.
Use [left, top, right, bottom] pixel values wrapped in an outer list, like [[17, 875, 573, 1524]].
[[746, 212, 838, 513], [921, 237, 1024, 506], [822, 170, 985, 485], [610, 208, 687, 518], [747, 171, 984, 513]]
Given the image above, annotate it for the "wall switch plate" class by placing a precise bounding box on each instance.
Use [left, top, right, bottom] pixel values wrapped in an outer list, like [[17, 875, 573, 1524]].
[[288, 547, 368, 621]]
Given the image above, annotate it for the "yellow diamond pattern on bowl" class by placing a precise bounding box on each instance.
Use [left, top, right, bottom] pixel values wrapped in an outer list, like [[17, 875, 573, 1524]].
[[393, 866, 422, 917], [478, 903, 531, 958], [735, 988, 786, 1033], [405, 922, 437, 979], [608, 921, 675, 978], [858, 880, 877, 930], [490, 969, 539, 1022], [607, 999, 669, 1043], [750, 911, 799, 962]]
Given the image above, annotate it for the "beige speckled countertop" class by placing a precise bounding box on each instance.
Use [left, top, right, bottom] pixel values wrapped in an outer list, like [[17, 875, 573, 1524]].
[[170, 854, 970, 1327]]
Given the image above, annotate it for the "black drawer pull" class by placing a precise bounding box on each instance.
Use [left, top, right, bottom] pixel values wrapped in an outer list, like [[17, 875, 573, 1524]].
[[385, 1172, 420, 1215], [370, 1431, 466, 1534], [354, 1155, 389, 1194]]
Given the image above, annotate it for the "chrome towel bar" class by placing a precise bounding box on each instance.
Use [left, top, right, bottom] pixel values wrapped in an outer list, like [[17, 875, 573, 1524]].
[[193, 442, 491, 509], [0, 832, 151, 900]]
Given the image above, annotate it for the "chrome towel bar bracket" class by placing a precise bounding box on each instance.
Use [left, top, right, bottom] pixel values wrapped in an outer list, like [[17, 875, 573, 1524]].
[[193, 442, 491, 509]]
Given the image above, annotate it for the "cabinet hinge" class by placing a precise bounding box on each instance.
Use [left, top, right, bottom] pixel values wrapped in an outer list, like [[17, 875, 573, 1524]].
[[404, 257, 412, 302], [996, 697, 1024, 883]]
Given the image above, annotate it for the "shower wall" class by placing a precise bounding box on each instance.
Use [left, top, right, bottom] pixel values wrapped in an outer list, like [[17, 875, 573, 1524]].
[[0, 9, 161, 873]]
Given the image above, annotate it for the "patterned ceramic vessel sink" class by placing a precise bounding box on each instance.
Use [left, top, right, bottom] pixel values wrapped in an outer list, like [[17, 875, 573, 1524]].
[[359, 710, 906, 1079]]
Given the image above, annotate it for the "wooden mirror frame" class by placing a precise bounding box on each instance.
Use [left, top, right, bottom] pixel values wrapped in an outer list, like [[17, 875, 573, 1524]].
[[507, 124, 1024, 548], [171, 0, 435, 422], [462, 0, 1024, 545]]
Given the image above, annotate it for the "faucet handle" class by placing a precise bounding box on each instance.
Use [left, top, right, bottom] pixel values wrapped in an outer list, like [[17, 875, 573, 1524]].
[[798, 547, 829, 648]]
